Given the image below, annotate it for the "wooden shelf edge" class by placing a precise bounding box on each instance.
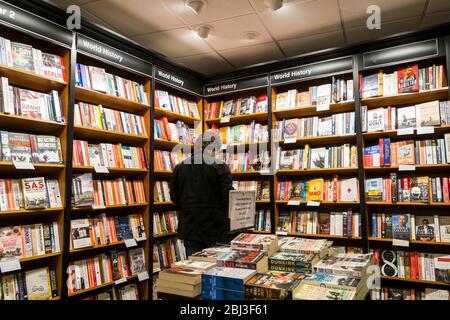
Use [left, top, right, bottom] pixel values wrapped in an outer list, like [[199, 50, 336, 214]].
[[67, 275, 142, 298], [286, 233, 362, 240], [0, 207, 64, 216], [76, 86, 150, 109], [153, 232, 178, 239], [369, 238, 450, 246], [70, 239, 147, 254], [20, 252, 62, 263], [71, 203, 149, 212], [74, 126, 148, 142], [380, 276, 450, 287]]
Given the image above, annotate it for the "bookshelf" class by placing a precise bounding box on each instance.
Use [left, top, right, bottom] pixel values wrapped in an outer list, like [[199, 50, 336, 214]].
[[204, 75, 273, 235]]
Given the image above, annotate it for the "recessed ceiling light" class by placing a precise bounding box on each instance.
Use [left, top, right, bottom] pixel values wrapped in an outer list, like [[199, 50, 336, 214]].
[[266, 0, 284, 11], [186, 0, 207, 14], [195, 25, 211, 39], [244, 31, 259, 40]]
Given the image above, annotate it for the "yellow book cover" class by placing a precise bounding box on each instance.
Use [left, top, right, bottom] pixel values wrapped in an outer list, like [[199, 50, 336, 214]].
[[378, 70, 383, 96], [302, 144, 309, 170], [306, 178, 323, 201], [96, 105, 103, 129], [219, 101, 224, 119]]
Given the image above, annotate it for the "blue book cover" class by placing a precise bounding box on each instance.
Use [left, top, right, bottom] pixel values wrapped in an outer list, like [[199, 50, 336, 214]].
[[384, 138, 391, 166], [202, 287, 244, 300], [116, 216, 132, 241], [371, 215, 377, 237], [392, 213, 411, 241], [202, 267, 256, 291]]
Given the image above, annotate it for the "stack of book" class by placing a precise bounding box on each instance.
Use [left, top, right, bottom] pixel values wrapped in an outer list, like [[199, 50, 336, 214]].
[[277, 177, 359, 203], [274, 112, 355, 140], [154, 89, 200, 118], [217, 250, 268, 273], [206, 95, 268, 119], [76, 63, 148, 105], [0, 36, 66, 81], [230, 233, 278, 256], [278, 237, 331, 259], [72, 140, 148, 169], [74, 102, 147, 136], [156, 260, 216, 298], [202, 267, 257, 300], [0, 177, 62, 211], [0, 267, 58, 300], [276, 144, 358, 170], [244, 272, 307, 300], [188, 246, 231, 263], [268, 251, 320, 274]]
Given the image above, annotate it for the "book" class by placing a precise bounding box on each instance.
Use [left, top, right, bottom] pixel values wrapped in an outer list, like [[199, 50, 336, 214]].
[[283, 119, 298, 140], [392, 214, 411, 241], [11, 42, 34, 72], [309, 148, 325, 169], [9, 132, 32, 164], [0, 226, 22, 261], [397, 106, 416, 129], [306, 179, 323, 202], [367, 108, 384, 131], [25, 268, 51, 300], [41, 53, 65, 82], [339, 178, 359, 202], [129, 247, 146, 275], [397, 140, 415, 165], [416, 101, 441, 127], [415, 216, 436, 242], [71, 219, 93, 249], [397, 65, 419, 93], [244, 272, 306, 300], [72, 173, 94, 207], [410, 176, 429, 203], [316, 84, 331, 110], [21, 177, 47, 209], [294, 282, 356, 300]]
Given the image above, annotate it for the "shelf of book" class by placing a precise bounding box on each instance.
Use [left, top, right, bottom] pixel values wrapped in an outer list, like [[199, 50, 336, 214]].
[[71, 203, 149, 212], [284, 232, 362, 241], [363, 125, 450, 141], [276, 134, 356, 147], [153, 232, 178, 239], [276, 168, 358, 176], [154, 108, 200, 127], [0, 162, 65, 174], [273, 101, 355, 120], [70, 239, 147, 254], [153, 202, 176, 206], [205, 112, 268, 127], [360, 88, 449, 107], [366, 202, 450, 208], [221, 141, 269, 150], [0, 207, 64, 218], [275, 200, 360, 206], [72, 166, 148, 175], [67, 274, 141, 298], [364, 164, 450, 173], [230, 171, 271, 178], [0, 114, 66, 135], [154, 139, 193, 151], [246, 230, 271, 234], [380, 276, 450, 288], [154, 170, 173, 177], [73, 126, 148, 145], [19, 252, 62, 263], [369, 237, 450, 247], [0, 64, 67, 92], [75, 86, 150, 115]]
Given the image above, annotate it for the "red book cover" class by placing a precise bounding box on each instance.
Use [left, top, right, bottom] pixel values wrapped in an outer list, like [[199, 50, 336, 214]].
[[397, 64, 419, 93], [443, 177, 449, 202], [379, 138, 384, 166]]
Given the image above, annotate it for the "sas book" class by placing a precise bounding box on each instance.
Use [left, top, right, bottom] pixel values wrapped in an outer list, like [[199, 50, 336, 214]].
[[268, 251, 319, 274], [21, 177, 47, 209], [244, 272, 307, 300]]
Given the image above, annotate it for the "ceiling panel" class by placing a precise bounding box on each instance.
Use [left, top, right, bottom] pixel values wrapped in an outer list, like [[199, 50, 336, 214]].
[[340, 0, 426, 29], [422, 11, 450, 27], [204, 14, 272, 51], [219, 42, 284, 68], [427, 0, 450, 13], [175, 52, 235, 75], [257, 0, 342, 40], [82, 0, 185, 37], [163, 0, 255, 25], [278, 30, 345, 57], [346, 16, 421, 45], [132, 27, 213, 58]]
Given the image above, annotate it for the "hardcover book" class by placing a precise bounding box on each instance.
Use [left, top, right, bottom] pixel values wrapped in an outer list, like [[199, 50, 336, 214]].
[[397, 106, 416, 129], [35, 135, 62, 164], [306, 179, 323, 202], [415, 215, 436, 242], [11, 42, 34, 73], [410, 176, 429, 203], [244, 272, 307, 300], [416, 100, 441, 127], [392, 214, 411, 241], [0, 226, 23, 261], [25, 268, 51, 300], [21, 177, 47, 209], [71, 173, 94, 207], [397, 65, 419, 93], [367, 108, 384, 131]]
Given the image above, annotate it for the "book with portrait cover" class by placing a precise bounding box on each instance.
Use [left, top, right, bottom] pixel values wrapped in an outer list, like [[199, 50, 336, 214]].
[[392, 213, 411, 241], [222, 100, 236, 117], [283, 119, 298, 140], [289, 181, 306, 200], [397, 65, 419, 93], [415, 215, 436, 242], [21, 177, 47, 209], [11, 42, 34, 73]]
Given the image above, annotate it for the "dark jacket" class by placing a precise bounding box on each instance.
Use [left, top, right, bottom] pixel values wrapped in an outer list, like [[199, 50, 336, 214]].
[[169, 154, 233, 243]]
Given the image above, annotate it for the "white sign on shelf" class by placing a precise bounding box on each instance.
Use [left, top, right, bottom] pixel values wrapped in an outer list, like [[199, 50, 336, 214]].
[[91, 204, 106, 210], [0, 259, 21, 273], [392, 239, 410, 247], [399, 165, 416, 171], [228, 191, 256, 232], [220, 116, 230, 124], [316, 104, 330, 112], [287, 200, 301, 206], [138, 271, 149, 282], [417, 127, 435, 135], [307, 201, 321, 207], [221, 144, 228, 150], [276, 231, 288, 236], [94, 166, 109, 174], [284, 137, 297, 144], [397, 128, 414, 136], [115, 278, 127, 285], [13, 162, 35, 170], [124, 239, 138, 248]]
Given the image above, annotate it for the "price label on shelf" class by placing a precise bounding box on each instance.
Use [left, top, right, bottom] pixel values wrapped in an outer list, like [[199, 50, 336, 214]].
[[220, 116, 230, 124], [399, 165, 416, 171], [124, 239, 138, 248], [13, 162, 35, 170], [115, 278, 127, 285], [287, 200, 301, 206], [138, 271, 149, 282], [94, 166, 109, 174], [221, 144, 228, 150], [259, 170, 270, 175], [417, 127, 435, 135], [91, 204, 106, 210], [284, 137, 297, 144], [397, 128, 414, 136], [0, 260, 21, 273], [307, 201, 321, 207], [316, 104, 330, 112], [276, 231, 288, 236], [392, 239, 409, 247]]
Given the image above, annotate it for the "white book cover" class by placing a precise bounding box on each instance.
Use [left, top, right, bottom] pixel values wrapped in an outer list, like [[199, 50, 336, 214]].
[[88, 66, 108, 93], [25, 268, 51, 300], [71, 219, 92, 249], [339, 178, 358, 202], [316, 84, 331, 110], [397, 105, 416, 129], [367, 108, 384, 132]]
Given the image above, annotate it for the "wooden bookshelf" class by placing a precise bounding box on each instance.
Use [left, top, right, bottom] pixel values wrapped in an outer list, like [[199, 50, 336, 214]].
[[0, 64, 67, 92], [71, 203, 148, 212], [0, 113, 66, 135], [153, 232, 178, 239], [247, 230, 272, 234], [276, 167, 358, 176], [20, 252, 62, 263], [364, 164, 450, 173], [73, 126, 148, 145], [276, 134, 356, 147], [380, 276, 450, 288], [153, 202, 176, 206], [154, 170, 173, 177], [67, 275, 139, 298], [205, 112, 268, 126], [366, 202, 450, 208], [154, 107, 200, 126], [275, 200, 360, 206], [360, 88, 449, 107], [75, 86, 150, 115], [363, 125, 450, 141], [230, 171, 271, 178], [0, 207, 64, 217], [286, 233, 362, 240], [0, 162, 65, 174], [70, 239, 147, 254], [369, 238, 450, 247], [72, 166, 148, 175], [273, 101, 355, 119]]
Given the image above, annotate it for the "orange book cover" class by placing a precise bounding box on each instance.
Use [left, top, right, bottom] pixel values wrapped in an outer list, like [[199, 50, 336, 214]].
[[397, 140, 415, 165]]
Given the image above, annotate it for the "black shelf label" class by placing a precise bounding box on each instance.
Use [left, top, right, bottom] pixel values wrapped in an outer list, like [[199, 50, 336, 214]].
[[155, 66, 203, 96], [205, 75, 268, 97], [0, 1, 72, 47], [271, 56, 353, 85], [77, 34, 153, 77], [363, 39, 440, 69]]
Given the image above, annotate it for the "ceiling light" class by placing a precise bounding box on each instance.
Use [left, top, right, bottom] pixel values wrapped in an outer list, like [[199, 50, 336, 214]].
[[266, 0, 283, 11], [244, 31, 259, 40], [186, 0, 207, 14], [195, 25, 211, 39]]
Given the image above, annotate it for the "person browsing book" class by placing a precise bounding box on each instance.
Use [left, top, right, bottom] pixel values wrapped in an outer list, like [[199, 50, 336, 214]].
[[169, 130, 233, 257]]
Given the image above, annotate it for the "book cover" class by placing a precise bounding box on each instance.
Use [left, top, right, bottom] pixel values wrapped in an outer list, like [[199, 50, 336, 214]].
[[397, 140, 415, 165], [289, 181, 306, 200], [275, 92, 290, 110], [129, 247, 146, 275], [283, 119, 298, 140], [277, 211, 291, 233], [21, 177, 47, 209], [410, 176, 429, 203], [71, 219, 92, 249], [339, 178, 358, 202], [316, 84, 331, 109], [88, 66, 108, 93], [306, 179, 323, 202], [397, 65, 419, 93], [439, 216, 450, 242], [365, 178, 383, 202], [416, 101, 441, 127], [318, 213, 330, 234], [309, 148, 326, 169], [71, 173, 94, 207], [41, 53, 64, 81], [367, 108, 384, 132], [9, 132, 32, 163], [222, 100, 235, 117], [415, 216, 436, 242], [25, 268, 51, 300], [392, 214, 411, 241], [361, 74, 380, 98], [397, 106, 416, 129], [18, 89, 44, 120], [0, 226, 22, 262], [244, 272, 306, 300], [11, 42, 34, 72], [36, 135, 61, 164]]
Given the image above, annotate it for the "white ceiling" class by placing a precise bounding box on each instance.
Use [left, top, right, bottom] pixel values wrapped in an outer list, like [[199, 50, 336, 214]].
[[45, 0, 450, 76]]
